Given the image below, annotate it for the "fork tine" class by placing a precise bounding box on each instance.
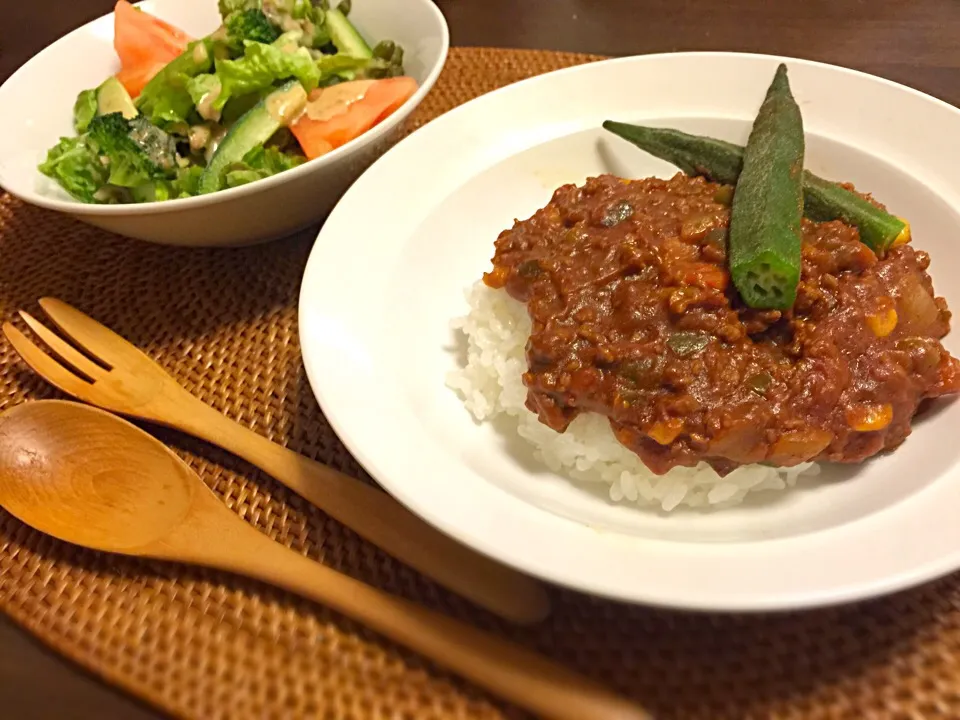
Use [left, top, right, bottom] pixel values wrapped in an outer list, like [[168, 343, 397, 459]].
[[38, 298, 143, 369], [2, 322, 94, 400], [19, 311, 106, 381]]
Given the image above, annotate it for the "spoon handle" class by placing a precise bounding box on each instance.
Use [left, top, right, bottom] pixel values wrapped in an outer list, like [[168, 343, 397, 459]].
[[162, 393, 550, 625], [191, 519, 649, 720]]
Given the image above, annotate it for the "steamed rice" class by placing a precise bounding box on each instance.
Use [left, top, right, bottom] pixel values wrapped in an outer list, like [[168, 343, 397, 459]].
[[446, 281, 820, 512]]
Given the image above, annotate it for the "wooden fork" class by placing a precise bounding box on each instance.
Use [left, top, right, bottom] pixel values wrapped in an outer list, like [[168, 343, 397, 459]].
[[2, 298, 551, 625]]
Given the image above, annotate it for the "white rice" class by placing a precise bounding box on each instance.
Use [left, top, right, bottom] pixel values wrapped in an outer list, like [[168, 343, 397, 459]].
[[446, 281, 820, 512]]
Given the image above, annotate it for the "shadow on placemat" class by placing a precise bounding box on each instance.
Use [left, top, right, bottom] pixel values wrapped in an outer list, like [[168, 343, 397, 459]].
[[1, 47, 960, 720]]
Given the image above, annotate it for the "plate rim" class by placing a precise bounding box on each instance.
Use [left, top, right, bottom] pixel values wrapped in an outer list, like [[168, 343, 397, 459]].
[[299, 50, 960, 611]]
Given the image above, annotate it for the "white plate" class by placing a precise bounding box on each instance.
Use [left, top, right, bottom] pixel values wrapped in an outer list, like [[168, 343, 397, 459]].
[[299, 52, 960, 611]]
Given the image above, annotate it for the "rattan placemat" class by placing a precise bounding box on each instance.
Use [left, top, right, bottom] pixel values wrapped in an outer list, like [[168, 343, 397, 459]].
[[2, 46, 960, 720]]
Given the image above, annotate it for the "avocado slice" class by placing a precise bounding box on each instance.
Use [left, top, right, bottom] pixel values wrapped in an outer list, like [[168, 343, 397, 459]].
[[97, 76, 138, 119], [326, 7, 373, 59], [198, 80, 307, 194]]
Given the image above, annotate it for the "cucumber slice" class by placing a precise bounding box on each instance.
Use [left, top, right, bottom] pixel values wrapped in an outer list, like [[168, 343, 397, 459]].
[[97, 77, 138, 119], [199, 80, 307, 194], [326, 7, 372, 58]]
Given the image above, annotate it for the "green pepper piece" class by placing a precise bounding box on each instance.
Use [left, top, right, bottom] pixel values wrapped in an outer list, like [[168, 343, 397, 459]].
[[667, 331, 711, 357], [618, 356, 665, 389], [713, 185, 735, 205], [517, 259, 542, 278], [745, 371, 773, 395], [705, 227, 729, 248]]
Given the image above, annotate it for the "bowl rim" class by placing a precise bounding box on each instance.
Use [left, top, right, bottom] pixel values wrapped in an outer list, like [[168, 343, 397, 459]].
[[0, 0, 449, 216]]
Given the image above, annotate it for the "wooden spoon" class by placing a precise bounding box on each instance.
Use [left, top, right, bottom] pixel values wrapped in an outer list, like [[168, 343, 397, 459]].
[[0, 401, 650, 720]]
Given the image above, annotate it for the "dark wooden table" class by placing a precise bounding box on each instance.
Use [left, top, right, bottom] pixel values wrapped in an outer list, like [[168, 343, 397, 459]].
[[2, 0, 960, 717]]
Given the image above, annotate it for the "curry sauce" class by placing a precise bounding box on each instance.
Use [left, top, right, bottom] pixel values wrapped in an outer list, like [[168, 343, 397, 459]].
[[484, 173, 960, 475]]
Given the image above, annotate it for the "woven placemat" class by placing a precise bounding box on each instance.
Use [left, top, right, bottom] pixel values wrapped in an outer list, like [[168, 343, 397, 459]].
[[2, 46, 960, 720]]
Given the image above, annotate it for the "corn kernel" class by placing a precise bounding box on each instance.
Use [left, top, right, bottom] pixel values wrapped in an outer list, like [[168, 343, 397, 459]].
[[866, 307, 898, 338], [892, 217, 912, 247], [482, 265, 509, 288], [648, 418, 684, 445], [846, 403, 893, 432]]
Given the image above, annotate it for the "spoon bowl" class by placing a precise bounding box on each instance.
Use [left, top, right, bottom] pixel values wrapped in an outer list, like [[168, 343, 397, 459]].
[[0, 401, 197, 552], [0, 400, 649, 720]]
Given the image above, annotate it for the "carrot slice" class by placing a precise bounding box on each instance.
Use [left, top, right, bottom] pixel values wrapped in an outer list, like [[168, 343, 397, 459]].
[[367, 76, 420, 122], [680, 262, 729, 291], [113, 0, 191, 71], [115, 60, 167, 98], [291, 77, 418, 160]]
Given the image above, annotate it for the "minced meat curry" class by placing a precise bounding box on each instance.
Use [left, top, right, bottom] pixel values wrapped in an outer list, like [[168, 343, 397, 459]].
[[483, 173, 960, 476]]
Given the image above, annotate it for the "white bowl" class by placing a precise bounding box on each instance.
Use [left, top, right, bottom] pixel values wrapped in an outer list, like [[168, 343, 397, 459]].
[[300, 51, 960, 612], [0, 0, 448, 246]]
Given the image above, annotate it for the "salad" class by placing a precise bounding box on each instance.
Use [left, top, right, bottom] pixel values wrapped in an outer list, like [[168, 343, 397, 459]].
[[39, 0, 418, 204]]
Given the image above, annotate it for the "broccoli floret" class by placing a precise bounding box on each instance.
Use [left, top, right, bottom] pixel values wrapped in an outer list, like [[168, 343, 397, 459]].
[[88, 113, 178, 188], [219, 0, 330, 50], [219, 0, 261, 17], [39, 115, 182, 204], [225, 9, 281, 48]]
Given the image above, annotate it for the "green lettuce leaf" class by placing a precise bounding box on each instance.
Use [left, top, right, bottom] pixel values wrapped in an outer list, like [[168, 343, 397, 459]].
[[188, 36, 320, 119], [73, 88, 98, 133], [223, 169, 263, 187], [130, 181, 173, 203], [121, 162, 207, 203], [223, 35, 322, 92], [174, 165, 205, 196], [223, 146, 304, 187], [38, 136, 109, 203], [186, 74, 223, 120], [136, 40, 214, 127], [130, 164, 205, 202]]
